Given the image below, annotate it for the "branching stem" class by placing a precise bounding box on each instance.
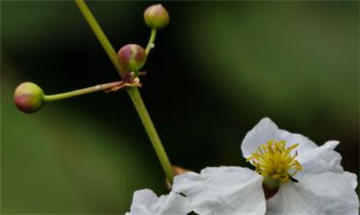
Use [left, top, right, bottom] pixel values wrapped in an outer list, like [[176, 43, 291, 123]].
[[74, 0, 174, 182]]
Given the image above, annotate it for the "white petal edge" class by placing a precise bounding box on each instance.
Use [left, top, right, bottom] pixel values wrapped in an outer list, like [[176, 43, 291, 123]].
[[173, 166, 266, 215], [267, 171, 359, 215], [241, 117, 318, 159], [126, 189, 191, 215], [297, 140, 344, 175]]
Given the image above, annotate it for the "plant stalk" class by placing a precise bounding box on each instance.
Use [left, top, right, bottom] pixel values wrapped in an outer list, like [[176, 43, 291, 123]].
[[74, 0, 174, 182], [145, 29, 157, 55], [43, 81, 122, 102]]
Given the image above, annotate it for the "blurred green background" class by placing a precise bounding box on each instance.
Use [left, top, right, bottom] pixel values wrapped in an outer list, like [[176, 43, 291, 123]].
[[1, 1, 358, 213]]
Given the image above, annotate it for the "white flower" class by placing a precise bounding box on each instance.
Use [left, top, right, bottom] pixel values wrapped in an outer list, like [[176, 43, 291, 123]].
[[126, 189, 191, 215], [243, 118, 359, 214], [173, 117, 359, 215]]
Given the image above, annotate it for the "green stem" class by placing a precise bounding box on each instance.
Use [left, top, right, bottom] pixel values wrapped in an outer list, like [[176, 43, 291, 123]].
[[74, 0, 174, 182], [43, 81, 122, 102], [75, 0, 124, 77], [127, 87, 174, 181], [145, 29, 157, 55]]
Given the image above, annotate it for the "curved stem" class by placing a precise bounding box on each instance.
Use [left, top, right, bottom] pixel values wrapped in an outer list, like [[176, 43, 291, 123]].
[[74, 0, 174, 182], [43, 81, 122, 102], [145, 29, 157, 55]]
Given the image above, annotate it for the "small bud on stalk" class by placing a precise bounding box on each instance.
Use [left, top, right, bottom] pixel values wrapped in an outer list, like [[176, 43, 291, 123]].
[[117, 44, 147, 72], [14, 82, 44, 113], [144, 4, 169, 30]]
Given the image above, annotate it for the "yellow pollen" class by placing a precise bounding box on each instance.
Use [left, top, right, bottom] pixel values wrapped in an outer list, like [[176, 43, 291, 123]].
[[246, 140, 303, 183]]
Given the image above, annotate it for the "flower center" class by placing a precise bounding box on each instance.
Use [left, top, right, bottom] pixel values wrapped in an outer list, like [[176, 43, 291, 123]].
[[247, 140, 302, 184]]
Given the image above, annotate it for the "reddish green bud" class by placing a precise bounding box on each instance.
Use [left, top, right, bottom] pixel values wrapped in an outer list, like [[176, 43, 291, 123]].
[[14, 82, 44, 113], [117, 44, 147, 72], [144, 4, 169, 30]]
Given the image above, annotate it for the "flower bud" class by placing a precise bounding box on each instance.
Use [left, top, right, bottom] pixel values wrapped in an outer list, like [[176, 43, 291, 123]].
[[117, 44, 147, 72], [144, 4, 169, 30], [14, 82, 44, 113]]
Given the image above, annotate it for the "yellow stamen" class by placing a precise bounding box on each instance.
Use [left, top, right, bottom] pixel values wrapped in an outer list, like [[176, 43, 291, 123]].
[[247, 140, 303, 184]]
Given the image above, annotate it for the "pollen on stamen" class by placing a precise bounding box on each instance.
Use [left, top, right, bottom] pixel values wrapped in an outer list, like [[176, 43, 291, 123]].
[[246, 140, 303, 184]]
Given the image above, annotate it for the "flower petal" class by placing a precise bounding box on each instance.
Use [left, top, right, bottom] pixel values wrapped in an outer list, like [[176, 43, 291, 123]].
[[156, 192, 192, 214], [267, 172, 359, 215], [173, 166, 266, 215], [126, 189, 191, 215], [297, 140, 344, 175], [241, 117, 318, 159]]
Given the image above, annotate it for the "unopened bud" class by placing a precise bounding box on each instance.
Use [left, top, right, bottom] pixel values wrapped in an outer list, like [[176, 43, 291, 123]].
[[144, 4, 169, 30], [14, 82, 44, 113], [117, 44, 147, 72]]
